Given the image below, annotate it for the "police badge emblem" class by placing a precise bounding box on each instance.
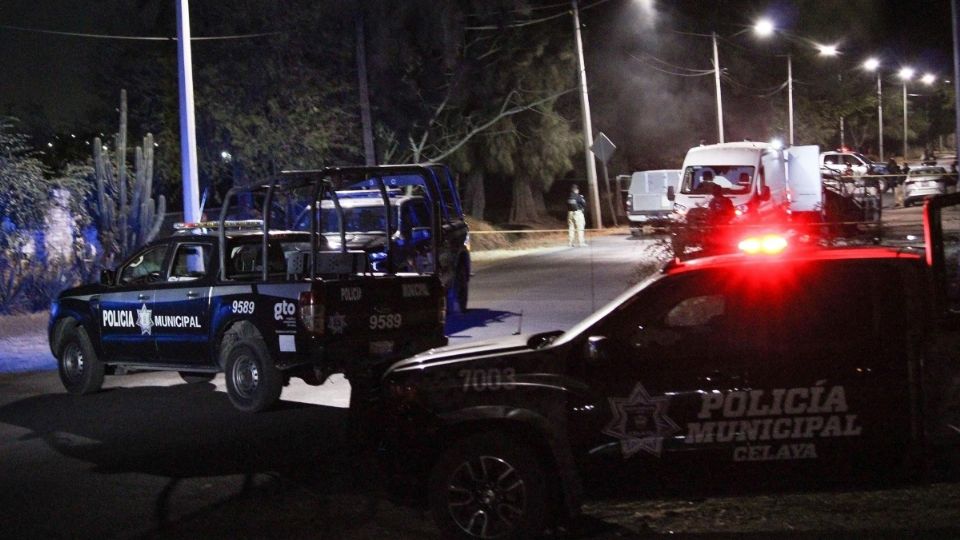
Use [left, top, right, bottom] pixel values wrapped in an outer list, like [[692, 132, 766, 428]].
[[603, 382, 680, 458]]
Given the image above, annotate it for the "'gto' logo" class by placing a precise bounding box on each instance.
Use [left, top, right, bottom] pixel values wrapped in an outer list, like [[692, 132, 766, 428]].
[[274, 300, 296, 320]]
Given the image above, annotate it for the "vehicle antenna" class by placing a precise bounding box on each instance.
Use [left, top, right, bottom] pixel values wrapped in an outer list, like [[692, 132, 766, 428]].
[[513, 310, 523, 335]]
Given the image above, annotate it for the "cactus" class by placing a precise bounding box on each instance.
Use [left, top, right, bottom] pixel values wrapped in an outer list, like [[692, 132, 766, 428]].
[[92, 90, 166, 265]]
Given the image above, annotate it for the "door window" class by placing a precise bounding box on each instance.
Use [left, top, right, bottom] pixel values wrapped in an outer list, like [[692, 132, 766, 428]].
[[168, 244, 212, 281], [119, 246, 168, 285]]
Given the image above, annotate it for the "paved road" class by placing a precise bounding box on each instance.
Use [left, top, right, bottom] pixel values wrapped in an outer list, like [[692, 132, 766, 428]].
[[0, 233, 653, 539]]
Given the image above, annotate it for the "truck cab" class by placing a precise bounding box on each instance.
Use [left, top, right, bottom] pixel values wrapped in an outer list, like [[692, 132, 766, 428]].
[[376, 193, 960, 539]]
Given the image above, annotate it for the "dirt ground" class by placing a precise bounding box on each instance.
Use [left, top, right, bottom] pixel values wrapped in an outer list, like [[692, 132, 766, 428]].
[[582, 482, 960, 537]]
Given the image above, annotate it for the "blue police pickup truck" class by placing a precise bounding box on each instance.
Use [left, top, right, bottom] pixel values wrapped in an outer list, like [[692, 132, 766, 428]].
[[376, 194, 960, 539], [48, 166, 449, 412]]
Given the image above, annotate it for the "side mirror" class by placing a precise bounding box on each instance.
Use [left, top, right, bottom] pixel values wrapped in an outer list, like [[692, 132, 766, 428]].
[[584, 335, 609, 363], [666, 186, 676, 201], [100, 269, 116, 285], [760, 185, 771, 201]]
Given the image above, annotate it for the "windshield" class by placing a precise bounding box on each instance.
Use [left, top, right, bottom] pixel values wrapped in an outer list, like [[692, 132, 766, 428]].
[[316, 206, 391, 234], [680, 165, 754, 195]]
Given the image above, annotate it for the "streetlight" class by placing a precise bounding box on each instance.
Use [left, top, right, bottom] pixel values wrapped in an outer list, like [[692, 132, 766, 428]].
[[863, 57, 883, 161], [900, 67, 915, 159], [753, 19, 792, 145], [813, 43, 845, 146]]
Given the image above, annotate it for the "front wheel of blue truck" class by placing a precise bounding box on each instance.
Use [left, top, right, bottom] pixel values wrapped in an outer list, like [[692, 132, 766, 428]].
[[221, 324, 282, 412]]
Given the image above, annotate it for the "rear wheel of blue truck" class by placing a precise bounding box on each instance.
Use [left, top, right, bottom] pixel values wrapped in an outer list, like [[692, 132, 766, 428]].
[[221, 324, 282, 412]]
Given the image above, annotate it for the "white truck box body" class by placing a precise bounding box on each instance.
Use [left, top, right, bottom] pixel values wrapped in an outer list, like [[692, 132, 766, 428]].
[[627, 169, 680, 224]]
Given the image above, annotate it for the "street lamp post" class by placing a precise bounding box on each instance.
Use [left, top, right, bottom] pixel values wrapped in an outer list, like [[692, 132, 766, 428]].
[[864, 58, 883, 161], [754, 19, 837, 146], [571, 0, 602, 229], [899, 67, 915, 160], [176, 0, 200, 224]]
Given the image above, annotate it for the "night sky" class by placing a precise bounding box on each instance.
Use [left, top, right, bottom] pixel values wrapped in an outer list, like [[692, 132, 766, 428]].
[[0, 1, 955, 139]]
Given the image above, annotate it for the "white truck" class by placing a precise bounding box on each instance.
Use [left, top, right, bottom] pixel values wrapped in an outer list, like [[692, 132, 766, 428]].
[[624, 169, 681, 235], [667, 142, 821, 256]]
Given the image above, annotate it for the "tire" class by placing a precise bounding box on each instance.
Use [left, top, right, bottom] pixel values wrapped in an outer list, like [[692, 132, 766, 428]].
[[429, 432, 551, 539], [179, 371, 215, 384], [57, 325, 105, 395], [221, 324, 282, 412]]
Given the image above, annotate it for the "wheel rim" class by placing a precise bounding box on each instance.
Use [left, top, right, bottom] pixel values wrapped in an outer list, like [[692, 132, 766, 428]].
[[231, 353, 260, 399], [445, 454, 526, 539], [62, 342, 84, 381]]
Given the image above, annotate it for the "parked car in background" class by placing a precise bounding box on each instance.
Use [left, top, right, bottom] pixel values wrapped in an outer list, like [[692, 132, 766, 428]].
[[820, 150, 892, 190], [904, 166, 957, 207]]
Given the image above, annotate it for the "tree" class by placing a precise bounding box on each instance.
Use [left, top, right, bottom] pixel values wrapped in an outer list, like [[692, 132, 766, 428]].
[[368, 0, 581, 222], [0, 118, 74, 312]]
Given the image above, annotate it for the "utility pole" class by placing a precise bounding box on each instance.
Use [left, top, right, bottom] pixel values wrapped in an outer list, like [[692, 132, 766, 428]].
[[176, 0, 200, 224], [877, 72, 884, 161], [712, 32, 725, 143], [571, 0, 602, 229], [903, 82, 909, 159]]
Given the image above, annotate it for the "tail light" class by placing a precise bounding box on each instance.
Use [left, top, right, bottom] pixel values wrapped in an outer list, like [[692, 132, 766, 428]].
[[439, 293, 447, 326], [299, 291, 325, 335]]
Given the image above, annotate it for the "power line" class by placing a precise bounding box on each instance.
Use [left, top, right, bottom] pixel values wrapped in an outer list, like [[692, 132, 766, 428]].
[[465, 0, 613, 31], [0, 24, 283, 42], [629, 53, 714, 77], [467, 1, 571, 18]]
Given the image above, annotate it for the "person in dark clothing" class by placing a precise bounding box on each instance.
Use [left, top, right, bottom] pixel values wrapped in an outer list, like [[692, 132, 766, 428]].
[[567, 184, 587, 247], [707, 183, 735, 226]]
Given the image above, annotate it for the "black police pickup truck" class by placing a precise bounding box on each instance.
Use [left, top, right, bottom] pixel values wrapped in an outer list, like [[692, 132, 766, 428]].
[[377, 194, 960, 538], [48, 166, 448, 412]]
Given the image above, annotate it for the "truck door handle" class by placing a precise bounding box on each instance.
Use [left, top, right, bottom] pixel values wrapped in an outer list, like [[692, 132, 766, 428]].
[[138, 294, 150, 300], [186, 291, 199, 298]]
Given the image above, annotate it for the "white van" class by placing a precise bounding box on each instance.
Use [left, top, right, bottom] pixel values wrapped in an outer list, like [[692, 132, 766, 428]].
[[669, 142, 821, 223], [625, 169, 681, 234]]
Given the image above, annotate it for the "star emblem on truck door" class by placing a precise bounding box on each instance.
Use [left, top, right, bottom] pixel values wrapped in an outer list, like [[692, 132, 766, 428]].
[[136, 303, 153, 335], [603, 382, 680, 458]]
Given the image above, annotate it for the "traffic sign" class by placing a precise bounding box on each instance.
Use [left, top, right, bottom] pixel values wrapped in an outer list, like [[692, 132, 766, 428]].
[[590, 132, 616, 164]]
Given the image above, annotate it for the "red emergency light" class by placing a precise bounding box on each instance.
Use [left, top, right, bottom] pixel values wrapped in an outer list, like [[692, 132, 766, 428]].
[[738, 234, 788, 255]]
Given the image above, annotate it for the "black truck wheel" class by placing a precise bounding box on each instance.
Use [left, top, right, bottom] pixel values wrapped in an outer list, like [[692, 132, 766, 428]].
[[179, 372, 215, 384], [221, 325, 282, 412], [57, 325, 105, 395], [429, 432, 550, 539]]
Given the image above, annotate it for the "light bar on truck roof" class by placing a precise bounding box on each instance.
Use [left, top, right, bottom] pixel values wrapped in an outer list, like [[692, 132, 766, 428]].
[[738, 234, 788, 255], [173, 219, 264, 231]]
